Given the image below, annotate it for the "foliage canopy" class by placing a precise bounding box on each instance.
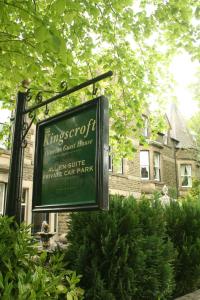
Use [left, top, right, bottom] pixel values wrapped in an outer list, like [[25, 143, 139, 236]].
[[0, 0, 199, 154]]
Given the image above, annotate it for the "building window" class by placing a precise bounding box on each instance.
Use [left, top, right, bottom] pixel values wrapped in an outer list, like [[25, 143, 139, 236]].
[[0, 183, 6, 215], [140, 151, 149, 179], [20, 188, 28, 223], [163, 133, 168, 145], [142, 116, 148, 137], [154, 152, 161, 181], [115, 158, 124, 174], [32, 212, 49, 234], [108, 146, 113, 171], [181, 164, 192, 187]]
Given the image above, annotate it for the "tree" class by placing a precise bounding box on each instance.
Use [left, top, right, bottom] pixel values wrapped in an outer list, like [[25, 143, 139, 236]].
[[0, 0, 199, 155], [188, 66, 200, 156]]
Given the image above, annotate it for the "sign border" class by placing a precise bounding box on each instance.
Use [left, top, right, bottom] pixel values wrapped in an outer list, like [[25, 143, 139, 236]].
[[32, 96, 109, 212]]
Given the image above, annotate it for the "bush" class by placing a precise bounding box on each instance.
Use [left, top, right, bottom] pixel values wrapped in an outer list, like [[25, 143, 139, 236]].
[[65, 195, 175, 300], [188, 178, 200, 199], [0, 216, 84, 299], [165, 198, 200, 297]]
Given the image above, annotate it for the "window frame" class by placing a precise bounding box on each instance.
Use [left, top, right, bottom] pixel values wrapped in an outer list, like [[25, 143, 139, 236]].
[[153, 152, 161, 181], [20, 188, 29, 223], [180, 164, 192, 188], [0, 182, 6, 215], [108, 146, 113, 172], [140, 150, 150, 180], [115, 158, 124, 175]]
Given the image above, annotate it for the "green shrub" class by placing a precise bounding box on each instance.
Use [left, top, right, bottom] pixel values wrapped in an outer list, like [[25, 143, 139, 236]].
[[65, 195, 175, 300], [188, 178, 200, 199], [0, 216, 84, 300], [165, 198, 200, 297]]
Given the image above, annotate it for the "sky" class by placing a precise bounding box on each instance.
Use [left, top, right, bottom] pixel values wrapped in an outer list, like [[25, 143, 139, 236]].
[[169, 52, 199, 120], [0, 107, 10, 123]]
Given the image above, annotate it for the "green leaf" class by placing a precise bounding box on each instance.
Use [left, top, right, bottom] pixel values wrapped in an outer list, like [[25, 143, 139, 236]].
[[35, 26, 50, 42], [53, 0, 66, 15], [40, 251, 47, 264], [57, 284, 67, 294]]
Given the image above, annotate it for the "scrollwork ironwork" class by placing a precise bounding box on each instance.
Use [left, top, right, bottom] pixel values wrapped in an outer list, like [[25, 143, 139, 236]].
[[92, 83, 98, 95], [23, 121, 28, 131], [21, 139, 28, 149], [35, 91, 43, 104], [60, 81, 68, 92], [26, 89, 32, 102], [28, 109, 36, 119], [25, 80, 69, 112], [44, 104, 49, 116], [21, 110, 36, 147]]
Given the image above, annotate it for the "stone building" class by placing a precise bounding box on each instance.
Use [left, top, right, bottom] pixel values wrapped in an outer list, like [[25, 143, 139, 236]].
[[0, 104, 199, 234], [0, 125, 34, 224], [109, 104, 200, 198], [0, 122, 59, 233]]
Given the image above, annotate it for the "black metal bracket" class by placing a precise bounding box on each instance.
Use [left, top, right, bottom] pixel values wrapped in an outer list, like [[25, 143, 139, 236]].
[[24, 71, 113, 115], [21, 112, 36, 147], [92, 83, 98, 95], [5, 70, 113, 223], [23, 71, 112, 137]]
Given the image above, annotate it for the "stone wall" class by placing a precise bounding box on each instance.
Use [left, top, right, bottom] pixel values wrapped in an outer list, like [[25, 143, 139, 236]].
[[23, 127, 35, 182], [162, 143, 177, 191], [57, 212, 70, 234], [109, 152, 141, 197]]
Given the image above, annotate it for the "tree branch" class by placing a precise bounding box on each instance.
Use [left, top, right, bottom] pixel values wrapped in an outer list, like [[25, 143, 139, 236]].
[[0, 38, 35, 48], [0, 0, 43, 24]]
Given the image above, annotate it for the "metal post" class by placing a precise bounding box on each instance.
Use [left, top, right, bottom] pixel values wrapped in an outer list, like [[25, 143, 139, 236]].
[[5, 92, 26, 223]]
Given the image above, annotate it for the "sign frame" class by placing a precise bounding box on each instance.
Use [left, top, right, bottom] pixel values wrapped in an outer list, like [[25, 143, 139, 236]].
[[32, 96, 109, 212]]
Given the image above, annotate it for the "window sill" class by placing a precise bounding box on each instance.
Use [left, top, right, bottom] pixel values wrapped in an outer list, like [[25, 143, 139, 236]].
[[141, 179, 164, 185], [149, 140, 164, 149], [180, 186, 192, 189], [109, 172, 128, 179]]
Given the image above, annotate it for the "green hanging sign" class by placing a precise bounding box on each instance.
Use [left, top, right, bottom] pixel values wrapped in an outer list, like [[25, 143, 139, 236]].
[[32, 96, 109, 212]]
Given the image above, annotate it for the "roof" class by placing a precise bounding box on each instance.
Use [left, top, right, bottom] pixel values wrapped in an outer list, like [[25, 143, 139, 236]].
[[168, 103, 196, 149]]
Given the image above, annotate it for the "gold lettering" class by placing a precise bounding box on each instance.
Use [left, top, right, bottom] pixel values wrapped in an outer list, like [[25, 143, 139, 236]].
[[69, 129, 74, 137], [80, 125, 86, 135], [75, 127, 80, 136], [44, 117, 96, 147]]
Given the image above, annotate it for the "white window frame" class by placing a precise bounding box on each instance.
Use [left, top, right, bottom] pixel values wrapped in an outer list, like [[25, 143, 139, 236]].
[[21, 188, 29, 223], [154, 152, 161, 181], [180, 164, 192, 187], [0, 182, 6, 215], [115, 158, 124, 174], [108, 146, 113, 172], [140, 150, 150, 180]]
